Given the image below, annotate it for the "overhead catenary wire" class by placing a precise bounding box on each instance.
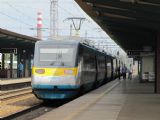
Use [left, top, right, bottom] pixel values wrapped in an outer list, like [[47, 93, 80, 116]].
[[0, 11, 33, 27], [58, 2, 97, 32], [5, 2, 35, 21], [2, 0, 100, 37], [58, 1, 118, 51], [4, 1, 50, 28]]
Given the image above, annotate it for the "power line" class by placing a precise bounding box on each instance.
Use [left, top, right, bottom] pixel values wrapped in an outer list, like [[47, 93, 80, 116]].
[[58, 2, 96, 31], [5, 2, 34, 21], [5, 2, 50, 28], [58, 4, 76, 17], [0, 11, 33, 27], [72, 1, 86, 17]]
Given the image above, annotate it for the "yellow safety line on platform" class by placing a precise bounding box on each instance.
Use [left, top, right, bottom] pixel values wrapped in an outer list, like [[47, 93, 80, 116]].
[[63, 81, 120, 120]]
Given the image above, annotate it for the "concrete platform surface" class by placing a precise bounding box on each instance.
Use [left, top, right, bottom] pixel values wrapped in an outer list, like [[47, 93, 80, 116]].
[[34, 78, 160, 120], [0, 78, 31, 85]]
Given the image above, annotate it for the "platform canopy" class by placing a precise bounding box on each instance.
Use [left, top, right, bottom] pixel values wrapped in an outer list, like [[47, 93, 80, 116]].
[[75, 0, 159, 53], [0, 28, 39, 49]]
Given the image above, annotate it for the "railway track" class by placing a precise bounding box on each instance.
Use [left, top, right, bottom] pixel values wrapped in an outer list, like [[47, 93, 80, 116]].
[[2, 102, 45, 120], [2, 98, 69, 120], [1, 87, 32, 101], [4, 100, 70, 120], [0, 87, 42, 119], [0, 78, 72, 119], [0, 86, 71, 120]]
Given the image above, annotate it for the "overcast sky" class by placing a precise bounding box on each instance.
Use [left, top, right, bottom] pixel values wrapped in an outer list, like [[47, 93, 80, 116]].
[[0, 0, 104, 38], [0, 0, 125, 55]]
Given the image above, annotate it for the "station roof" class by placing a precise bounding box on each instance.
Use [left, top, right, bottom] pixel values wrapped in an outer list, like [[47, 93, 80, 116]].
[[0, 28, 39, 48], [75, 0, 158, 53]]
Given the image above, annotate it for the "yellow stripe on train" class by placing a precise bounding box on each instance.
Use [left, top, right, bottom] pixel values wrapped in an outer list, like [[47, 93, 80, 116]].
[[32, 67, 78, 76]]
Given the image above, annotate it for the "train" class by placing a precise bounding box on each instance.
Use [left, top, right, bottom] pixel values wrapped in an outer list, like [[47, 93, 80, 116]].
[[31, 39, 122, 100]]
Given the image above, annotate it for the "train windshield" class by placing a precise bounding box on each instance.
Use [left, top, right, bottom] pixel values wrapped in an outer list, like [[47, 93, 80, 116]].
[[34, 44, 77, 67]]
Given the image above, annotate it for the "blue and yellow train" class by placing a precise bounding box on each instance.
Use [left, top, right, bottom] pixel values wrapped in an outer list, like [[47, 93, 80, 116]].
[[31, 39, 121, 100]]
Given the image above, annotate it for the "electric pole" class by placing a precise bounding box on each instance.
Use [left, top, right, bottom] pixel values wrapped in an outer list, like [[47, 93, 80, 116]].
[[64, 17, 87, 36], [50, 0, 58, 39]]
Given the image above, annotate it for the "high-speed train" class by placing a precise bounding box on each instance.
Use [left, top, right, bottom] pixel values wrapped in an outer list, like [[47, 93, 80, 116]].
[[31, 39, 121, 100]]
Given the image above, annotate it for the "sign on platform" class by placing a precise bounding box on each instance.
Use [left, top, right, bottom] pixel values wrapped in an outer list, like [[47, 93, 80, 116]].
[[127, 50, 141, 56], [0, 48, 17, 54]]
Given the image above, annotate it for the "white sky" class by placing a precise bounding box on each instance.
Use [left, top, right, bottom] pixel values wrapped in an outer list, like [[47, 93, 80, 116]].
[[0, 0, 125, 55], [0, 0, 101, 37]]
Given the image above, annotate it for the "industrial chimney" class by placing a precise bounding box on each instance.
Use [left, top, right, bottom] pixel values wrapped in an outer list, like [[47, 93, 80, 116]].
[[37, 12, 42, 39]]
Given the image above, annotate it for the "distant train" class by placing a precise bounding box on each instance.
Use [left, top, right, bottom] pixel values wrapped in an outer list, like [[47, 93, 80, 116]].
[[31, 39, 122, 100]]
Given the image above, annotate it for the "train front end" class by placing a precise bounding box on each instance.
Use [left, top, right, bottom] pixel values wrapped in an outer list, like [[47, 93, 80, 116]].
[[31, 40, 79, 100]]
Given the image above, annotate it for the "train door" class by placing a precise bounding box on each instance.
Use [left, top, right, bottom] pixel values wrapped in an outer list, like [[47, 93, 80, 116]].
[[96, 53, 106, 85], [79, 45, 96, 90], [106, 57, 112, 81]]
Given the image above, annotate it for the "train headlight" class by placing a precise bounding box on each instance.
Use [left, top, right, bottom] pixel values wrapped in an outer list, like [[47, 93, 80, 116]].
[[35, 69, 45, 74], [64, 70, 73, 75]]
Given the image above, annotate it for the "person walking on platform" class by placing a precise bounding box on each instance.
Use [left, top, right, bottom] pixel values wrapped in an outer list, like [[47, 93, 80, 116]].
[[122, 64, 127, 80], [18, 61, 24, 78]]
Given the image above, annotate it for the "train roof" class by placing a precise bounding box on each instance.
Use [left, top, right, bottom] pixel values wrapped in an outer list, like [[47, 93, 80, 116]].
[[36, 39, 81, 45], [36, 38, 115, 58]]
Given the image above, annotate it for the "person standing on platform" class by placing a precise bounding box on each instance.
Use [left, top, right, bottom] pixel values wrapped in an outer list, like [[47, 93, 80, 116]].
[[118, 66, 121, 80], [18, 61, 24, 78], [122, 64, 127, 80], [128, 64, 133, 80]]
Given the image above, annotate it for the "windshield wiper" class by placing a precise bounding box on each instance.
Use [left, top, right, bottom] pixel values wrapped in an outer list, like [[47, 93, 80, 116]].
[[50, 61, 55, 66], [50, 61, 64, 66]]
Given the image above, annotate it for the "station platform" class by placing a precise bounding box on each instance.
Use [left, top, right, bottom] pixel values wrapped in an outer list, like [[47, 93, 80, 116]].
[[34, 77, 160, 120], [0, 78, 31, 85], [1, 77, 31, 92]]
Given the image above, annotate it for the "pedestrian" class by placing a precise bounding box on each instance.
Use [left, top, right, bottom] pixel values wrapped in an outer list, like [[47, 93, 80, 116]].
[[18, 61, 24, 78], [122, 64, 127, 80], [117, 66, 121, 80], [128, 64, 133, 80], [0, 62, 1, 69]]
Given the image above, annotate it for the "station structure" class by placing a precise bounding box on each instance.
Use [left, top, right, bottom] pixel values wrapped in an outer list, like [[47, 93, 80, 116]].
[[0, 1, 158, 90], [0, 28, 39, 79], [1, 1, 160, 119], [75, 0, 160, 93]]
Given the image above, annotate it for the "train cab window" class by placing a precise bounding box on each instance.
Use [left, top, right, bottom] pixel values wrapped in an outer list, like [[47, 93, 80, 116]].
[[34, 45, 77, 67], [39, 48, 73, 62]]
